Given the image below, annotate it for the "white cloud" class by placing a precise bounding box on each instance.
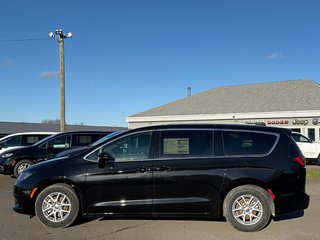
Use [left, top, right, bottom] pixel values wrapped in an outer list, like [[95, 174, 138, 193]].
[[266, 52, 286, 60], [40, 71, 59, 79], [0, 59, 14, 69]]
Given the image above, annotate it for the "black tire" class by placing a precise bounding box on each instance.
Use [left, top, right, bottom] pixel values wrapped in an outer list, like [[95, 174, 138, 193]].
[[13, 160, 33, 178], [35, 184, 79, 228], [223, 185, 271, 232]]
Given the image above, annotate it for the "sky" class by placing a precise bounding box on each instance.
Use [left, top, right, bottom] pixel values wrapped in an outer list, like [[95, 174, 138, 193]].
[[1, 0, 320, 127]]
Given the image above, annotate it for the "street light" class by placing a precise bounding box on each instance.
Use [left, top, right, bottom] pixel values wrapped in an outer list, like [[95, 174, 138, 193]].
[[49, 29, 72, 132]]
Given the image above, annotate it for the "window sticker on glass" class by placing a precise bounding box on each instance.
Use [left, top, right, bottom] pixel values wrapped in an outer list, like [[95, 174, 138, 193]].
[[163, 138, 190, 154], [27, 137, 39, 144]]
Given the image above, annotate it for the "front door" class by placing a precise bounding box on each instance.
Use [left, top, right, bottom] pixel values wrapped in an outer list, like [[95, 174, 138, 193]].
[[84, 131, 154, 214]]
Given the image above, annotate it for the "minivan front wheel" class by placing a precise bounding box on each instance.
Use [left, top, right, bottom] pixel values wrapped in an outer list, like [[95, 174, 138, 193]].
[[35, 184, 79, 228], [13, 160, 33, 178], [223, 185, 271, 232]]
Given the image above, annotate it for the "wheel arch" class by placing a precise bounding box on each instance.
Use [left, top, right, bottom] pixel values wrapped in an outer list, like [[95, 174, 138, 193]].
[[221, 180, 275, 217], [31, 177, 84, 216]]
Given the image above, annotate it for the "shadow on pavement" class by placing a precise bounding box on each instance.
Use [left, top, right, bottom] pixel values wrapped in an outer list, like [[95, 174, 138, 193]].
[[273, 210, 304, 222]]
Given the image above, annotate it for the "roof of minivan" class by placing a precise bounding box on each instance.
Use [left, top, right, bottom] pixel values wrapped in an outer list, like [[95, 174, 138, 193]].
[[0, 132, 56, 141], [125, 123, 291, 134]]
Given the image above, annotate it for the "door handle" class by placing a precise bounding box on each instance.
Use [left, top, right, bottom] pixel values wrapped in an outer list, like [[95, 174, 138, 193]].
[[139, 167, 152, 173], [139, 166, 170, 172], [156, 166, 170, 172]]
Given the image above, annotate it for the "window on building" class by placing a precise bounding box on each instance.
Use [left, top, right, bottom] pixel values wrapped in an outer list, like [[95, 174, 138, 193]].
[[291, 128, 301, 133], [308, 129, 315, 142]]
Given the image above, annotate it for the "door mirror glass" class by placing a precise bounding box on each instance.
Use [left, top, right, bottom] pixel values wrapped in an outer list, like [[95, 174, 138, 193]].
[[47, 144, 54, 150]]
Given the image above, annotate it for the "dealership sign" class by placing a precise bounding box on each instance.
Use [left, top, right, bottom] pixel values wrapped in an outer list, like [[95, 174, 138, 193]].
[[292, 119, 309, 126], [267, 120, 289, 125]]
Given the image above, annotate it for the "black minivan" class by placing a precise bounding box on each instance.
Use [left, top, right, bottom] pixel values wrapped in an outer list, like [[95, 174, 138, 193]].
[[13, 124, 309, 232], [0, 131, 110, 177]]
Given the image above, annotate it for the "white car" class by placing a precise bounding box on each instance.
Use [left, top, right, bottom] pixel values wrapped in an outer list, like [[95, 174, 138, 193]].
[[0, 132, 56, 154], [292, 132, 320, 164]]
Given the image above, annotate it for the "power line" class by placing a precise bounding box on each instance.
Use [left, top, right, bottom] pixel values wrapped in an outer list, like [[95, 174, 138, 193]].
[[0, 38, 53, 42]]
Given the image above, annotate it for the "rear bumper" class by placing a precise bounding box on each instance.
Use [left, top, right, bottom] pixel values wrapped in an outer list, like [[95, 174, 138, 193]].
[[275, 191, 310, 216]]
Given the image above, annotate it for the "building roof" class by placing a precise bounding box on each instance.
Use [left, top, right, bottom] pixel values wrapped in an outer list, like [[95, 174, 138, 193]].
[[0, 121, 126, 135], [130, 80, 320, 118]]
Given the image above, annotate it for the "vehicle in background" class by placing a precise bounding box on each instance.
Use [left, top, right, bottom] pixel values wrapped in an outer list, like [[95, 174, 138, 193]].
[[12, 124, 309, 232], [292, 132, 320, 164], [0, 132, 56, 154], [0, 131, 111, 177]]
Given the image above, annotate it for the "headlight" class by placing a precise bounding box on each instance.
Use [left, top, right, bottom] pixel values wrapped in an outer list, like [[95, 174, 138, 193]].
[[1, 153, 13, 158], [18, 171, 34, 181]]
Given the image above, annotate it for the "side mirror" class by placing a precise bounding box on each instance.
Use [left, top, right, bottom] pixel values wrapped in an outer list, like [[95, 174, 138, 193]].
[[47, 144, 54, 150], [98, 152, 115, 168]]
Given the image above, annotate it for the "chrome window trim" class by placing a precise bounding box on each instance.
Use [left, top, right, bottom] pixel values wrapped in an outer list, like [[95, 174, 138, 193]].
[[84, 127, 280, 163]]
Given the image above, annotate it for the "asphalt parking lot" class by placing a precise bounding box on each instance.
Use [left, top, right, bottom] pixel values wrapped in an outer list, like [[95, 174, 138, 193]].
[[0, 169, 319, 240]]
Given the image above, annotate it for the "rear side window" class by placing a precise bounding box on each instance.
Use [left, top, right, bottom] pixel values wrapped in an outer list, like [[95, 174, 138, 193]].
[[26, 136, 40, 145], [24, 134, 50, 145], [73, 134, 101, 147], [159, 130, 213, 158], [223, 131, 277, 156]]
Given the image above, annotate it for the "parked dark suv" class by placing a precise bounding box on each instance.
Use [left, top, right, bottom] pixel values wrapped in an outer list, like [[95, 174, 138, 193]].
[[0, 131, 110, 177], [13, 124, 309, 232]]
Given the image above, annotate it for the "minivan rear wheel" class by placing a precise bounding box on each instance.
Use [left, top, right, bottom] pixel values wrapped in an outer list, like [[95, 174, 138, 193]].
[[223, 185, 271, 232], [35, 184, 79, 228]]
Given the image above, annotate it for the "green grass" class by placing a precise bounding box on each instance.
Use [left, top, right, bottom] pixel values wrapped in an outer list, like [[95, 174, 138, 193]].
[[307, 170, 320, 180]]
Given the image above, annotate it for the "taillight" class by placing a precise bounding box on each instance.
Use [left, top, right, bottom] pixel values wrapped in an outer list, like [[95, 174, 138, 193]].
[[294, 156, 306, 167]]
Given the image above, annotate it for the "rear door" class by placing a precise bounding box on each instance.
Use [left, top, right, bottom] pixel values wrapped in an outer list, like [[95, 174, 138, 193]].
[[153, 129, 226, 216]]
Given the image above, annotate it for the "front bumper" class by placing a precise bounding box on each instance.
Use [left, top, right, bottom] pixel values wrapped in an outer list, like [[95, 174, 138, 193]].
[[275, 191, 310, 216], [0, 162, 12, 174], [12, 184, 35, 215]]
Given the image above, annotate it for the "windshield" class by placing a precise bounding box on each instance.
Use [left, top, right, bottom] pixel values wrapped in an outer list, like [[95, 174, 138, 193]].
[[89, 131, 124, 147]]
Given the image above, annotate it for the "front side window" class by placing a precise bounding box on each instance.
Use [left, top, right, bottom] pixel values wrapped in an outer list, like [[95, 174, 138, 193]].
[[86, 132, 152, 162], [73, 134, 100, 147], [44, 135, 72, 149], [223, 131, 277, 156], [159, 130, 213, 158], [1, 136, 22, 147]]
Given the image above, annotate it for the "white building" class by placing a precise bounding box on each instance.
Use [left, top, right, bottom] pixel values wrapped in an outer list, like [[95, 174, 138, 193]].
[[127, 80, 320, 141]]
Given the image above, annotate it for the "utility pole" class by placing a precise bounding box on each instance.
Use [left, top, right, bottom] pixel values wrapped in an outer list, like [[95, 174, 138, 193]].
[[49, 29, 72, 132]]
